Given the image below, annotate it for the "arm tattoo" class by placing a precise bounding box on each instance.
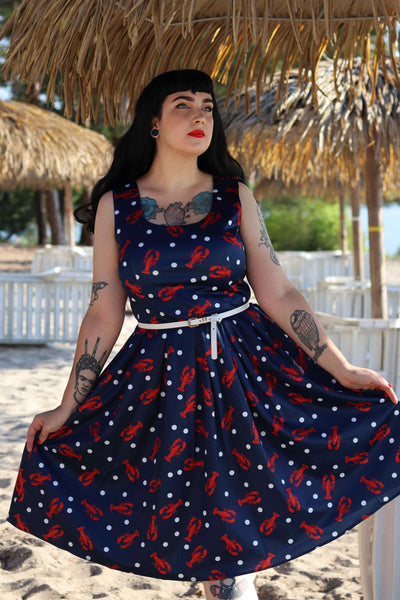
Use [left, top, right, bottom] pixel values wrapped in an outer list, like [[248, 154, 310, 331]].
[[290, 309, 328, 361], [210, 577, 248, 599], [90, 281, 108, 306], [256, 203, 280, 265], [73, 337, 107, 405]]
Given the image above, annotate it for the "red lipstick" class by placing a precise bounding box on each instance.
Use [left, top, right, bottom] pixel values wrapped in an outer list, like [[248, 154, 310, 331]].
[[188, 129, 205, 138]]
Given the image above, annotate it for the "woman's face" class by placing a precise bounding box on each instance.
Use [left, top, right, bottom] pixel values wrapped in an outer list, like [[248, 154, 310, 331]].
[[153, 89, 214, 157]]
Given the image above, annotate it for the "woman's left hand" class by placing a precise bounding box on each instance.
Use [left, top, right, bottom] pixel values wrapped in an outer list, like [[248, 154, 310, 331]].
[[337, 365, 398, 404]]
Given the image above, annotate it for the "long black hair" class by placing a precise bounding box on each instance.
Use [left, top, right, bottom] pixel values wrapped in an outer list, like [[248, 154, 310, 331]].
[[75, 69, 244, 233]]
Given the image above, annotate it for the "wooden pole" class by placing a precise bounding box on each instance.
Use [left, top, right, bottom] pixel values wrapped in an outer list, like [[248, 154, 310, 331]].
[[339, 189, 348, 254], [364, 137, 387, 319], [34, 190, 47, 245], [64, 182, 75, 247], [46, 189, 65, 245], [349, 184, 365, 281]]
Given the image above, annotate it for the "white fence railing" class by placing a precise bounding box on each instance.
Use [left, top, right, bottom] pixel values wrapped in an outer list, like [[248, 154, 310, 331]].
[[0, 271, 91, 344], [31, 245, 93, 274]]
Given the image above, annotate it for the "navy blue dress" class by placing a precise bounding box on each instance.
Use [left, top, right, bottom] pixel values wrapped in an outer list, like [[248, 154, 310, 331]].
[[8, 176, 400, 582]]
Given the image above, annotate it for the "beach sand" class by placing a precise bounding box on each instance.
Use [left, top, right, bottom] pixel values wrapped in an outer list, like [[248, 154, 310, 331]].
[[2, 243, 398, 599]]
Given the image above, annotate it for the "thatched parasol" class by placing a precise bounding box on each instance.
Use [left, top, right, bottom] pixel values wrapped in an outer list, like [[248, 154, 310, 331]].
[[222, 59, 400, 318], [2, 1, 400, 123], [0, 100, 112, 244]]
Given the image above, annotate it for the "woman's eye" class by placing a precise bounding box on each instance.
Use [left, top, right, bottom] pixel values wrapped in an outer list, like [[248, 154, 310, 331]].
[[204, 106, 213, 112], [176, 103, 188, 108]]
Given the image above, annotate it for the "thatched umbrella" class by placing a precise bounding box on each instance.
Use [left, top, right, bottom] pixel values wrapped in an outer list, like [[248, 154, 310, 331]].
[[2, 1, 400, 124], [0, 100, 111, 244], [222, 59, 400, 318]]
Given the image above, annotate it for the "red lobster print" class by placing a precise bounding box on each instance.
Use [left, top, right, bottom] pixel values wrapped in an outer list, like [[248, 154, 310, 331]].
[[89, 423, 101, 442], [187, 545, 208, 567], [232, 448, 251, 470], [345, 452, 369, 464], [79, 396, 102, 412], [110, 502, 134, 515], [99, 370, 112, 386], [158, 285, 184, 301], [167, 225, 183, 237], [255, 553, 275, 571], [115, 188, 137, 199], [30, 473, 51, 486], [43, 524, 64, 540], [251, 421, 260, 444], [178, 366, 195, 392], [185, 245, 210, 268], [151, 552, 172, 575], [347, 401, 372, 412], [222, 358, 238, 388], [300, 521, 324, 539], [119, 239, 131, 262], [117, 531, 140, 548], [81, 499, 103, 520], [147, 515, 158, 541], [322, 474, 335, 499], [78, 526, 93, 550], [79, 468, 99, 487], [221, 406, 235, 430], [14, 514, 29, 533], [396, 446, 400, 463], [327, 426, 341, 450], [209, 570, 227, 580], [265, 373, 277, 396], [221, 534, 243, 555], [267, 452, 279, 472], [199, 212, 220, 228], [188, 301, 212, 317], [336, 497, 352, 522], [369, 424, 390, 446], [48, 426, 72, 440], [292, 427, 316, 441], [46, 498, 63, 518], [288, 393, 312, 405], [58, 444, 82, 460], [124, 280, 145, 298], [142, 249, 160, 274], [165, 438, 187, 462], [150, 437, 161, 461], [126, 210, 142, 224], [280, 365, 303, 381], [122, 459, 140, 481], [286, 488, 301, 512], [245, 390, 259, 408], [223, 231, 242, 247], [225, 282, 241, 298], [121, 422, 143, 441], [132, 358, 154, 372], [360, 476, 384, 494], [195, 419, 209, 439], [15, 468, 26, 501], [159, 498, 183, 519], [149, 478, 161, 493], [184, 458, 205, 470], [238, 491, 261, 506], [290, 464, 309, 487], [205, 471, 219, 496], [271, 415, 284, 436], [140, 386, 160, 405], [186, 517, 202, 541], [209, 265, 231, 278], [180, 395, 197, 418], [260, 512, 280, 536], [201, 383, 213, 406], [213, 507, 237, 523]]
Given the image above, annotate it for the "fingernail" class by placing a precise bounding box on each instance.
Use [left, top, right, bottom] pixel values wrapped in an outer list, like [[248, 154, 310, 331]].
[[389, 384, 393, 388]]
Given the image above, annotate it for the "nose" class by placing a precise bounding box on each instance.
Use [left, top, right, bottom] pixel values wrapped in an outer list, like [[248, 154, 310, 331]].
[[193, 108, 205, 124]]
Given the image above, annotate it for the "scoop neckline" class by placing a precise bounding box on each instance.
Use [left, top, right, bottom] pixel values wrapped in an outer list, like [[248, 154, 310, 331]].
[[133, 177, 216, 228]]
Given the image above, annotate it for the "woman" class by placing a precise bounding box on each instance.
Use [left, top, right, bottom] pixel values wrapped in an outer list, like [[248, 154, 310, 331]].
[[8, 70, 400, 600]]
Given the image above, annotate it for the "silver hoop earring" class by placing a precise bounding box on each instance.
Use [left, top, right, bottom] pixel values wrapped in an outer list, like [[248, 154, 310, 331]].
[[151, 127, 159, 138]]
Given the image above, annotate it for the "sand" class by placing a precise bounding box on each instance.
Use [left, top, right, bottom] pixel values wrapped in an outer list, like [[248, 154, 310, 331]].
[[2, 243, 396, 599]]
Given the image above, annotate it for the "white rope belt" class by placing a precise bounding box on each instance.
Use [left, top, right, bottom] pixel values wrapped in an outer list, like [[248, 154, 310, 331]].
[[137, 302, 249, 360]]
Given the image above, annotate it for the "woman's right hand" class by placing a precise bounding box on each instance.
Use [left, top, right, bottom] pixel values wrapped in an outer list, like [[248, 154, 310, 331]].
[[26, 405, 74, 452]]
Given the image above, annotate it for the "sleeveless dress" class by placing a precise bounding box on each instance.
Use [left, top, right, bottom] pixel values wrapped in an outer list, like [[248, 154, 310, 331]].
[[8, 176, 400, 582]]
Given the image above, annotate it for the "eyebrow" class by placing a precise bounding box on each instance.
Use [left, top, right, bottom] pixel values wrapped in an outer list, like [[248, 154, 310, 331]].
[[172, 95, 213, 104]]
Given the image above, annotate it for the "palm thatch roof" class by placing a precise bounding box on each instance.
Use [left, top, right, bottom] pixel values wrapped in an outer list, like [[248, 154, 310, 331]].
[[0, 100, 111, 190], [222, 58, 400, 190], [2, 1, 400, 123]]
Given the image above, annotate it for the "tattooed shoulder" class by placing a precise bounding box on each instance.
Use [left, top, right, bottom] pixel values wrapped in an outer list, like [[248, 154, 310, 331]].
[[256, 203, 280, 266], [90, 281, 108, 306]]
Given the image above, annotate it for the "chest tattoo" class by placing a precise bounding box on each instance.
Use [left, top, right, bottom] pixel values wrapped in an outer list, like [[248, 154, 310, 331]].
[[141, 191, 212, 225]]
